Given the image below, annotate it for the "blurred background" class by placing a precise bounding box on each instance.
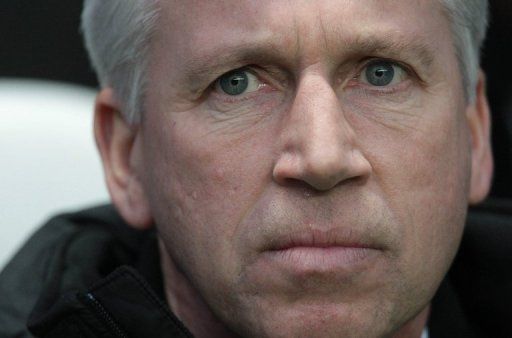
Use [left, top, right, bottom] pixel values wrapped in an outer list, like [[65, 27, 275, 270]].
[[0, 0, 511, 268], [0, 0, 107, 269]]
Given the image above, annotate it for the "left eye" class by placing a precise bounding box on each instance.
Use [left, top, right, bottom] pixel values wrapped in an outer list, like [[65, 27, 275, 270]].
[[361, 61, 406, 87], [215, 69, 261, 96]]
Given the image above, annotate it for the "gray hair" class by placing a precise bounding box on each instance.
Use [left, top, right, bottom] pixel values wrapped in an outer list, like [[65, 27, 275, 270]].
[[439, 0, 489, 102], [81, 0, 159, 124], [81, 0, 489, 125]]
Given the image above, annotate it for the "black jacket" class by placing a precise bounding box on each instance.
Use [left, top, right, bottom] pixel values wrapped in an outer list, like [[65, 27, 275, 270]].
[[0, 203, 511, 338]]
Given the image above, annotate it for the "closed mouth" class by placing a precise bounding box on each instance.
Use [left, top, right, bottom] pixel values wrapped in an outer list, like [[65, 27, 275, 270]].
[[264, 228, 383, 252], [257, 228, 384, 274]]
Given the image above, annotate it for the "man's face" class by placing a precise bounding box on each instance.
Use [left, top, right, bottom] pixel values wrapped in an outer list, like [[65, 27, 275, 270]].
[[132, 0, 488, 336]]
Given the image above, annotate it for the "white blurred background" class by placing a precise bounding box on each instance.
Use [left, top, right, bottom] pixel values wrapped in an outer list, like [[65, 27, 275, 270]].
[[0, 79, 109, 270]]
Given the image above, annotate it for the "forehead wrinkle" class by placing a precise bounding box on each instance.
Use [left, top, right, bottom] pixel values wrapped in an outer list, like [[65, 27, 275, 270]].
[[283, 0, 302, 63], [317, 10, 330, 57], [176, 19, 437, 92]]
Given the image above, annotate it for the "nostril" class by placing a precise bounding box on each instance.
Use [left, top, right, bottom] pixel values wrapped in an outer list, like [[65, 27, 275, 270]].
[[308, 175, 369, 193], [278, 177, 310, 189], [279, 174, 369, 195], [272, 149, 371, 192], [274, 177, 329, 196]]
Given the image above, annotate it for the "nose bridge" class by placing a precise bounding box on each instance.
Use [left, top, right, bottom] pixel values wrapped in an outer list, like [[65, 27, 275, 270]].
[[291, 73, 353, 164], [273, 72, 370, 191]]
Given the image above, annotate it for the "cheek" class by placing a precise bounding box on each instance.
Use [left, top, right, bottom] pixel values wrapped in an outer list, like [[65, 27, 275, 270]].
[[140, 111, 278, 277], [356, 98, 471, 281]]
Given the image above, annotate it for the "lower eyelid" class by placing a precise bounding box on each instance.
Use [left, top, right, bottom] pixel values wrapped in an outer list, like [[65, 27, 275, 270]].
[[360, 79, 413, 94], [207, 89, 284, 116], [211, 83, 271, 103]]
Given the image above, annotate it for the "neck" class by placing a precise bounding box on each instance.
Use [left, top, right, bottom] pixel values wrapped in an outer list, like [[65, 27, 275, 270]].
[[158, 240, 239, 338], [391, 305, 430, 338]]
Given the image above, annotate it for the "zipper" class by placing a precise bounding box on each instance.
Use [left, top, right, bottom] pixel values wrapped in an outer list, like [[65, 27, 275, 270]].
[[84, 292, 128, 338]]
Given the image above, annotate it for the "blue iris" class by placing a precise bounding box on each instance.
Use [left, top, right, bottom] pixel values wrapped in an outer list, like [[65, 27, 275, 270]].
[[219, 70, 249, 95], [365, 62, 395, 86]]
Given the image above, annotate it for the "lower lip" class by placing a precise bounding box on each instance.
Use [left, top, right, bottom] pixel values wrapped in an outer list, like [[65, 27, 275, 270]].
[[262, 246, 379, 274]]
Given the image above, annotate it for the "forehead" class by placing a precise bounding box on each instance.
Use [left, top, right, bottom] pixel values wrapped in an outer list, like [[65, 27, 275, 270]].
[[157, 0, 448, 58]]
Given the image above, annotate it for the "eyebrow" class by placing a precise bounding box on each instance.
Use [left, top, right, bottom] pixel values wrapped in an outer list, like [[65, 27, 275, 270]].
[[179, 32, 437, 88], [180, 41, 281, 90], [344, 34, 436, 71]]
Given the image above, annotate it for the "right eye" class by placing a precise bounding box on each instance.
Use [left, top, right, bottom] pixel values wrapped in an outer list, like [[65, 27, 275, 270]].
[[215, 69, 262, 96]]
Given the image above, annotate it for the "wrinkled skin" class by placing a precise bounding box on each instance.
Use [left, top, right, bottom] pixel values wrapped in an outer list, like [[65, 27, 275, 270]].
[[95, 0, 493, 337]]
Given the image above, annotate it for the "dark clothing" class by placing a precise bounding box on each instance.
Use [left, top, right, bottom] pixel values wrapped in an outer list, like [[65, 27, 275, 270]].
[[0, 205, 191, 338], [0, 202, 511, 338]]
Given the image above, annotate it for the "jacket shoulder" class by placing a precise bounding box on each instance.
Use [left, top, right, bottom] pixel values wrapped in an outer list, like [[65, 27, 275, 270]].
[[463, 198, 512, 265], [0, 205, 123, 338], [449, 199, 512, 337]]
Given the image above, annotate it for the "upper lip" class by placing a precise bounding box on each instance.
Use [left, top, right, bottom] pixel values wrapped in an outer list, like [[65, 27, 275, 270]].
[[264, 228, 382, 252]]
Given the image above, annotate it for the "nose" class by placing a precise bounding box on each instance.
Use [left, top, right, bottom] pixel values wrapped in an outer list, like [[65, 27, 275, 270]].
[[273, 74, 371, 191]]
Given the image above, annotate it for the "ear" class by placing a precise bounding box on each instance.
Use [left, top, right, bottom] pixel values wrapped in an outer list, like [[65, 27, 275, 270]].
[[467, 70, 494, 204], [94, 88, 153, 229]]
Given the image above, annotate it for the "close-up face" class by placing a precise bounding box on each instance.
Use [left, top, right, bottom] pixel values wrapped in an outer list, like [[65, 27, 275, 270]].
[[121, 0, 491, 337]]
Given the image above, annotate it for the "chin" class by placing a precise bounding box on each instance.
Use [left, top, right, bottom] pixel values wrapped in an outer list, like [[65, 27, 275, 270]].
[[230, 301, 397, 338]]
